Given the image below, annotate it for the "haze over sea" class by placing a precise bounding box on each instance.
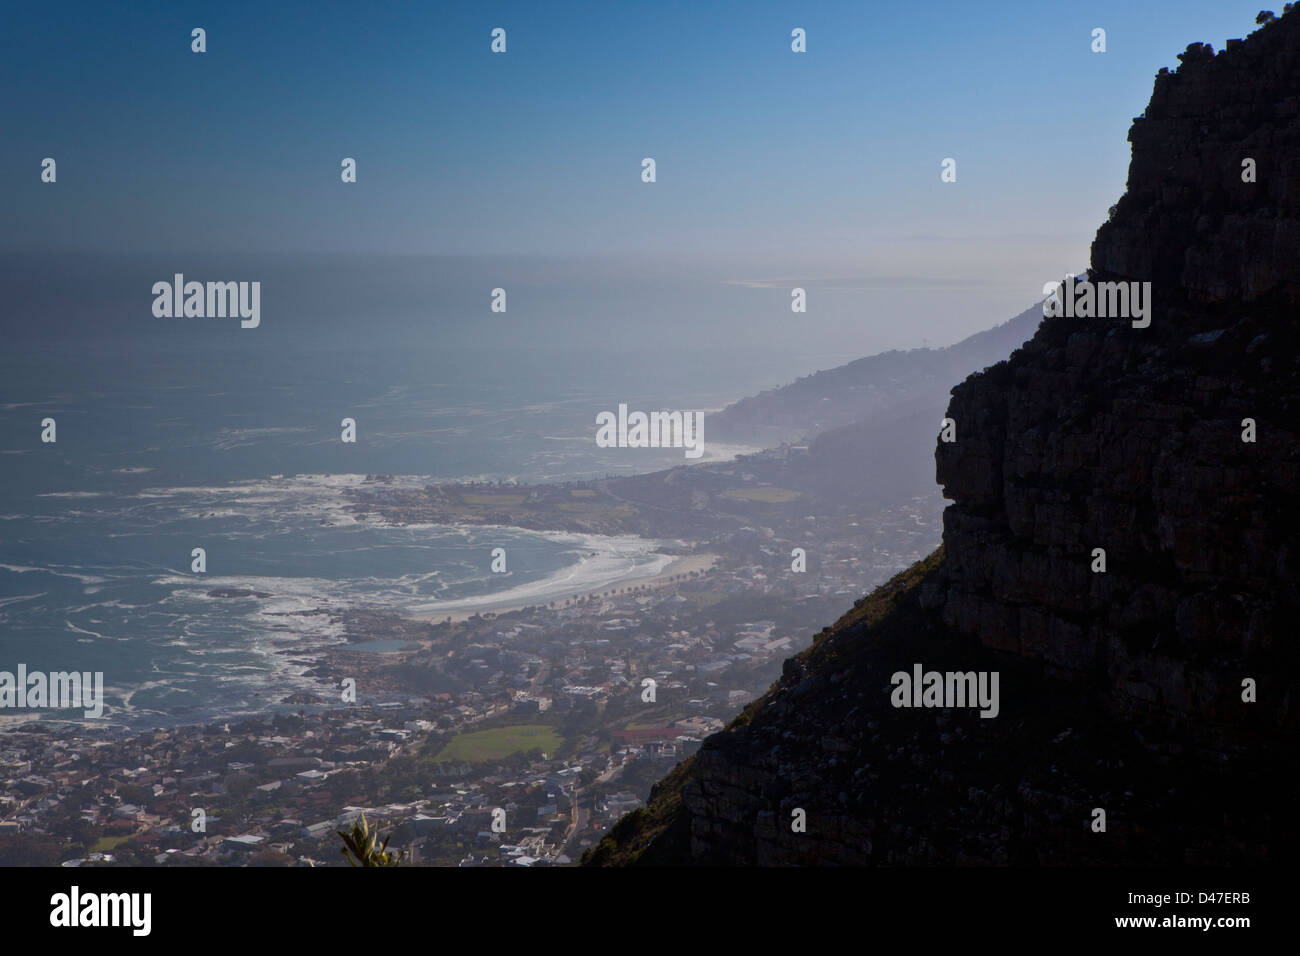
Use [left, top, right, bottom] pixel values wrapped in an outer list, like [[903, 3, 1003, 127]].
[[2, 252, 1027, 731]]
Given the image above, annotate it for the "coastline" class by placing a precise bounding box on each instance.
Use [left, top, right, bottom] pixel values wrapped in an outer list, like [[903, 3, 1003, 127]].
[[406, 551, 718, 624]]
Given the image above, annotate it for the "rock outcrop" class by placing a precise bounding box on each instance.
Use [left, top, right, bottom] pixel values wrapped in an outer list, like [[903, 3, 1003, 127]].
[[585, 11, 1300, 867], [1093, 19, 1300, 303]]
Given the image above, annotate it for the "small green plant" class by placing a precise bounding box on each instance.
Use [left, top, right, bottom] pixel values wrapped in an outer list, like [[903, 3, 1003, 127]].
[[337, 813, 404, 867]]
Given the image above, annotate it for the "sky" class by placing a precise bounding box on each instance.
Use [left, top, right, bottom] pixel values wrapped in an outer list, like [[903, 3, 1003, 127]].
[[0, 0, 1277, 354]]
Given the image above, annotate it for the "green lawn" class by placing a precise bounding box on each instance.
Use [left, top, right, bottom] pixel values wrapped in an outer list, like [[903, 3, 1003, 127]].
[[460, 493, 528, 506], [432, 724, 564, 763], [625, 715, 684, 729], [720, 487, 803, 503], [690, 591, 728, 607]]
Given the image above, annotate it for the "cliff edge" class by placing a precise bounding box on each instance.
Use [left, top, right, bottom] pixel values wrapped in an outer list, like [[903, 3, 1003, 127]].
[[584, 11, 1300, 866]]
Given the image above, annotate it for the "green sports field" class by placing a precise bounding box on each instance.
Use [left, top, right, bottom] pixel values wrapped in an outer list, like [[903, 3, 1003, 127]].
[[432, 724, 564, 763]]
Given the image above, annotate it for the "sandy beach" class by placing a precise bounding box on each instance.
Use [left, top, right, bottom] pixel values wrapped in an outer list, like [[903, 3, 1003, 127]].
[[407, 552, 718, 624]]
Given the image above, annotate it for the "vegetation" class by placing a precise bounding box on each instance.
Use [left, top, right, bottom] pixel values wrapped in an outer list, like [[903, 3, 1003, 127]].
[[461, 493, 528, 506], [828, 546, 943, 634], [337, 813, 404, 867], [582, 547, 948, 865], [431, 723, 564, 763], [580, 755, 697, 867], [719, 487, 803, 503]]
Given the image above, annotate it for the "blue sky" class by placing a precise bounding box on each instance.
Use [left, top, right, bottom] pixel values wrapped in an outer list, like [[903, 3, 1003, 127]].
[[0, 0, 1274, 305]]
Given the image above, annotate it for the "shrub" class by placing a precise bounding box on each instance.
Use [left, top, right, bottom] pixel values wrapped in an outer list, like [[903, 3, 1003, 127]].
[[337, 813, 404, 867]]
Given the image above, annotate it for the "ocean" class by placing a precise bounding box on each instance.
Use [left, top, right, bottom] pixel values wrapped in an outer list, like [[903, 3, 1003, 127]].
[[1, 257, 852, 730]]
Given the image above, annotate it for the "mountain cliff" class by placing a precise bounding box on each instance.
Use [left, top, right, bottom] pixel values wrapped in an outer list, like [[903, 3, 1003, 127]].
[[585, 11, 1300, 866]]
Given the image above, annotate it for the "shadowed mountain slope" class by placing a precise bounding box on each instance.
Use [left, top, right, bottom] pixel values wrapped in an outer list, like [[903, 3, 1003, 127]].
[[585, 11, 1300, 866]]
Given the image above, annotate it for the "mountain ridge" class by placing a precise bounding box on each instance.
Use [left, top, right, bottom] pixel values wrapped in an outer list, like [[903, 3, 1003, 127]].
[[584, 9, 1300, 867], [708, 303, 1046, 445]]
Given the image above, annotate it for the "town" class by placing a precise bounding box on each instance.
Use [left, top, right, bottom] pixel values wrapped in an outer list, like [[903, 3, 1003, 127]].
[[1, 441, 945, 867]]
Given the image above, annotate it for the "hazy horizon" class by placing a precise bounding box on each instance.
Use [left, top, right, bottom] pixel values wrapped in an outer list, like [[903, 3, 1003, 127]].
[[2, 1, 1275, 363]]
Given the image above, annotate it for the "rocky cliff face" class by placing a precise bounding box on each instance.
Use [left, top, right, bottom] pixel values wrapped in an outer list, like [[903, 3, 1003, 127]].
[[585, 12, 1300, 867], [1092, 19, 1300, 303]]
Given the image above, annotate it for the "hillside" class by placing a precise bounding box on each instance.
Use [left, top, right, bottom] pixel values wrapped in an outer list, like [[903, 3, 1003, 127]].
[[708, 303, 1045, 445], [585, 10, 1300, 866]]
